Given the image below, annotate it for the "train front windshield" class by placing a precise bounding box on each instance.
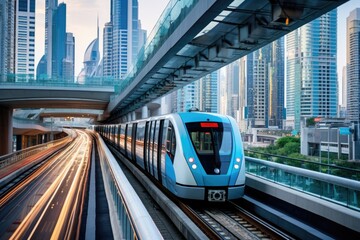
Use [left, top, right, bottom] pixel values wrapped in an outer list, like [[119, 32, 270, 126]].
[[186, 122, 232, 175]]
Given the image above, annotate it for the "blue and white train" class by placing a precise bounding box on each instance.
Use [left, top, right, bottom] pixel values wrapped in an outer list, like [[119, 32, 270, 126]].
[[95, 112, 245, 202]]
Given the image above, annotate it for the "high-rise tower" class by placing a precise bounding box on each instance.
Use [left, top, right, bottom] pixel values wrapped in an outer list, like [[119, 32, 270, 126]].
[[14, 0, 36, 80], [347, 8, 360, 122], [103, 0, 142, 79], [0, 0, 15, 80], [286, 10, 338, 130]]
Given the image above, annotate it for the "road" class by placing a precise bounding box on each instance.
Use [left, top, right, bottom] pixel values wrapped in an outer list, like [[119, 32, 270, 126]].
[[0, 130, 92, 240]]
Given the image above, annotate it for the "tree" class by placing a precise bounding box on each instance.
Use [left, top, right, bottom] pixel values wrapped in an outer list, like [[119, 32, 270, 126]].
[[275, 136, 299, 149]]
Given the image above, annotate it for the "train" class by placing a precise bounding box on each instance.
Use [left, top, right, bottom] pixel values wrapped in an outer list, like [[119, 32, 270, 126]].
[[94, 111, 245, 202]]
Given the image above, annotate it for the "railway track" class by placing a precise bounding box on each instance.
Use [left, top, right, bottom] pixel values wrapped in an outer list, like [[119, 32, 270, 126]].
[[181, 201, 295, 240]]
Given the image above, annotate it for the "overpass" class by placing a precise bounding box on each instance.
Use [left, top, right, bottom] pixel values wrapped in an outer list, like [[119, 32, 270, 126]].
[[0, 78, 114, 154], [0, 79, 114, 110], [106, 0, 348, 122]]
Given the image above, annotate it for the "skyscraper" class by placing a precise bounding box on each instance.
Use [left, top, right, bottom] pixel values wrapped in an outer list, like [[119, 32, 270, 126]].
[[103, 0, 142, 79], [247, 46, 270, 128], [63, 32, 75, 82], [51, 3, 66, 79], [173, 72, 219, 113], [0, 0, 14, 81], [45, 0, 58, 76], [37, 0, 74, 80], [14, 0, 36, 80], [198, 72, 219, 113], [225, 62, 240, 119], [269, 38, 285, 128], [346, 8, 360, 122], [287, 9, 338, 130]]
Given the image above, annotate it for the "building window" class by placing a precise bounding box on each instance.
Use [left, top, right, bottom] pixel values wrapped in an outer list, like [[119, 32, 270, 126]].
[[19, 0, 28, 12], [30, 0, 35, 12]]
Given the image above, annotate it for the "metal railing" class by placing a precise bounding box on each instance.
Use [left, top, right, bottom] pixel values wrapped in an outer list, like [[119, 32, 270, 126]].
[[0, 74, 117, 88], [245, 150, 360, 181], [96, 134, 162, 239], [0, 136, 71, 169], [245, 156, 360, 211]]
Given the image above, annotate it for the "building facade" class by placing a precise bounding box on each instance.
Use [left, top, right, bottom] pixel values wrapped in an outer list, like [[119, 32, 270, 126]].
[[37, 0, 74, 81], [103, 0, 142, 79], [287, 9, 338, 131], [14, 0, 36, 80], [173, 71, 219, 113], [245, 38, 284, 130], [346, 8, 360, 122]]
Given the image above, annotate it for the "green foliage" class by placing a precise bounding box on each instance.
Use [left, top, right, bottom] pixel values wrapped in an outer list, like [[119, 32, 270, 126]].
[[306, 117, 316, 127], [275, 136, 300, 149]]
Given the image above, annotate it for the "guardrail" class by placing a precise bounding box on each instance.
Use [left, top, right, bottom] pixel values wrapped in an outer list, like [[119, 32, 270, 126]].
[[245, 150, 360, 181], [95, 134, 163, 239], [0, 74, 117, 88], [0, 136, 70, 169], [245, 157, 360, 211]]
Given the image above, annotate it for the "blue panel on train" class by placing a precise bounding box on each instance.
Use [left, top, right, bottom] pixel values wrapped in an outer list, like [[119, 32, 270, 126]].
[[203, 175, 229, 186], [165, 154, 176, 193]]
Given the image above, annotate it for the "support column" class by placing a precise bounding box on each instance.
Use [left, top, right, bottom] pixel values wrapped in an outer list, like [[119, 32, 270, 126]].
[[0, 106, 13, 155], [131, 112, 136, 121], [141, 106, 149, 119]]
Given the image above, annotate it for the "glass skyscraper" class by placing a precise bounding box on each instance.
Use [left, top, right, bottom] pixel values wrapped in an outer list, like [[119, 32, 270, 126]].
[[286, 9, 338, 130], [0, 0, 15, 81], [174, 72, 219, 113], [37, 0, 74, 80], [103, 0, 141, 79], [237, 38, 285, 130], [347, 8, 360, 122]]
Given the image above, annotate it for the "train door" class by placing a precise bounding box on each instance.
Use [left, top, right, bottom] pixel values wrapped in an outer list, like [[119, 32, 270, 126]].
[[157, 120, 166, 184], [136, 121, 146, 168], [153, 121, 160, 180], [149, 121, 156, 177]]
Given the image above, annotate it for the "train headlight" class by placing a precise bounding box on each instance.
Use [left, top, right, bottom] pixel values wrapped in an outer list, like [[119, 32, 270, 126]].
[[192, 164, 197, 170], [236, 158, 241, 163], [188, 157, 194, 163], [234, 164, 239, 169]]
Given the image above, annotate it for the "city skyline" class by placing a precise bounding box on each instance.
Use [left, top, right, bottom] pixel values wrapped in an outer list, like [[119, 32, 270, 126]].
[[35, 0, 168, 77], [32, 0, 359, 81]]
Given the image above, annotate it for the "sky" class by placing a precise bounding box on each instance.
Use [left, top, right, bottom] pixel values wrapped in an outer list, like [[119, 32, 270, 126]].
[[34, 0, 168, 76], [34, 0, 360, 81]]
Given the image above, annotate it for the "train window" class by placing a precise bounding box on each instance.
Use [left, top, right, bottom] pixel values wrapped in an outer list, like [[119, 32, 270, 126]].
[[165, 122, 176, 162], [135, 121, 146, 167], [186, 122, 232, 175], [144, 121, 151, 172], [126, 124, 132, 159], [119, 124, 125, 153]]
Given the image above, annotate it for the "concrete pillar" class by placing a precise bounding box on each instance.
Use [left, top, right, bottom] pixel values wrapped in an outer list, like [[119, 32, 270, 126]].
[[131, 112, 136, 121], [0, 106, 13, 155], [141, 106, 149, 119]]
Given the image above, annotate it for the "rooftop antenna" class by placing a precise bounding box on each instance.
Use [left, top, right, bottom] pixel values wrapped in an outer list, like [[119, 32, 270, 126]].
[[97, 14, 99, 40]]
